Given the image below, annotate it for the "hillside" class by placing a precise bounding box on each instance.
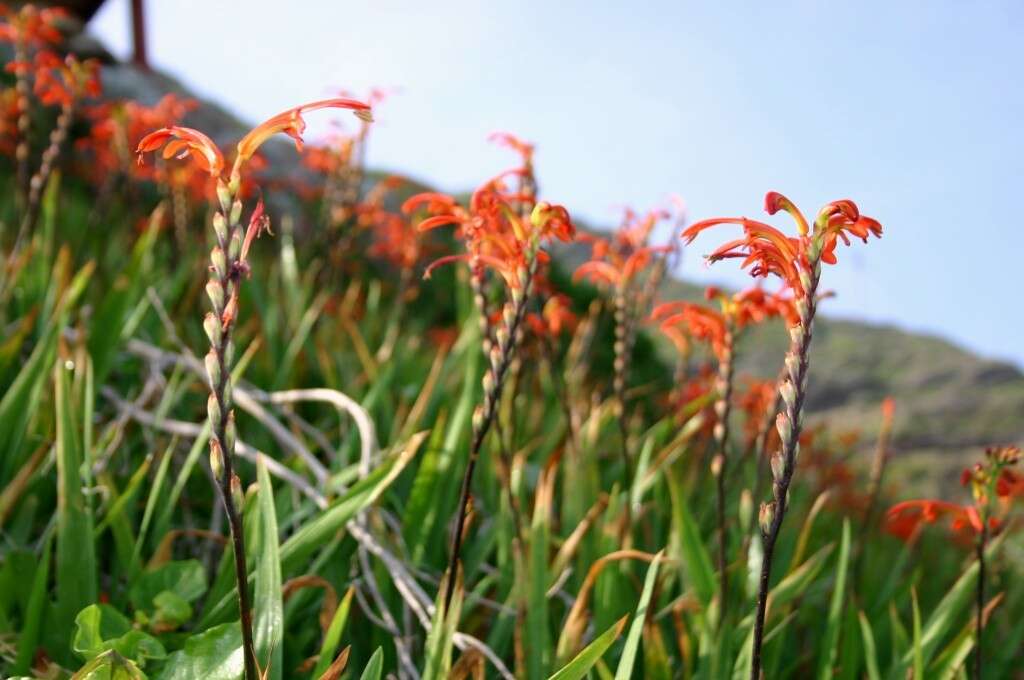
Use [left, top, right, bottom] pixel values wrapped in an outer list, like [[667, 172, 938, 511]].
[[86, 29, 1023, 494]]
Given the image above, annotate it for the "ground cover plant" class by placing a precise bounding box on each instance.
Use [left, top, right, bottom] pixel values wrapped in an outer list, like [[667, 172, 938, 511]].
[[1, 7, 1022, 678]]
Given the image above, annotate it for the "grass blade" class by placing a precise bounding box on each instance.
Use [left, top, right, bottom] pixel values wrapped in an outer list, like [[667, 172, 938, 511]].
[[255, 455, 284, 680], [614, 551, 663, 679], [548, 616, 628, 680]]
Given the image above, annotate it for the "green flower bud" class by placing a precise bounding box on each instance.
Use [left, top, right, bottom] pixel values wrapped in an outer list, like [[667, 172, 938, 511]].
[[207, 393, 221, 427], [204, 350, 220, 389], [209, 439, 225, 481], [213, 211, 228, 243], [230, 474, 244, 510], [210, 246, 227, 279], [203, 313, 221, 347], [206, 279, 224, 313]]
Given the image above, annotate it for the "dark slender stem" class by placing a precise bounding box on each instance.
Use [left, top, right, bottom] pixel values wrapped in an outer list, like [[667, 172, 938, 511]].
[[750, 260, 820, 679], [11, 102, 73, 261], [443, 259, 536, 613], [205, 187, 259, 680], [713, 324, 735, 625], [974, 524, 986, 680], [613, 290, 634, 495]]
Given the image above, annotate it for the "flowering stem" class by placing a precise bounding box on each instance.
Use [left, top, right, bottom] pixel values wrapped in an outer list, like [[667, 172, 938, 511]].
[[14, 100, 73, 254], [204, 183, 259, 680], [712, 321, 735, 624], [443, 256, 537, 613], [612, 288, 634, 496], [750, 253, 821, 679]]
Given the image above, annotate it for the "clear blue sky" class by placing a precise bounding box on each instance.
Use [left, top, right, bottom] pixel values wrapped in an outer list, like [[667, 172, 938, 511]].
[[91, 1, 1023, 367]]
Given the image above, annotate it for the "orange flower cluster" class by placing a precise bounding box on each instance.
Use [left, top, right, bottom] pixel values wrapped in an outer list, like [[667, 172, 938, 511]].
[[574, 207, 676, 288], [31, 51, 99, 107], [137, 98, 372, 183], [0, 3, 64, 48], [403, 134, 574, 290], [651, 286, 796, 361], [886, 446, 1021, 545], [83, 94, 197, 182], [682, 192, 882, 297]]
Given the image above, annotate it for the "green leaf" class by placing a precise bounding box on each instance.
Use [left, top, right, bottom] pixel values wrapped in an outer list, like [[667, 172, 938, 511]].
[[667, 472, 714, 606], [422, 570, 463, 680], [56, 362, 98, 643], [858, 610, 881, 680], [71, 649, 147, 680], [310, 586, 355, 679], [73, 604, 166, 667], [357, 647, 384, 680], [817, 519, 851, 679], [280, 432, 425, 572], [130, 560, 207, 613], [12, 535, 52, 675], [155, 623, 244, 680], [911, 587, 924, 680], [151, 591, 193, 631], [615, 551, 663, 679], [254, 456, 284, 680], [548, 617, 628, 680]]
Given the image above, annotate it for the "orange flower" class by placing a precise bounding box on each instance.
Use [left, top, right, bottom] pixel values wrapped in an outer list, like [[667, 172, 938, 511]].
[[138, 97, 372, 181], [526, 294, 578, 338], [403, 135, 573, 290], [651, 301, 728, 361], [885, 500, 990, 544], [32, 53, 101, 108], [683, 191, 882, 296], [137, 126, 225, 177], [0, 4, 65, 47], [573, 206, 676, 289], [235, 97, 372, 169]]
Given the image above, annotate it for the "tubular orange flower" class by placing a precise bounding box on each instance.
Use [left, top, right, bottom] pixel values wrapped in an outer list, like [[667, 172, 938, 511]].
[[682, 191, 882, 296], [885, 500, 989, 543], [137, 126, 225, 177], [234, 97, 372, 170]]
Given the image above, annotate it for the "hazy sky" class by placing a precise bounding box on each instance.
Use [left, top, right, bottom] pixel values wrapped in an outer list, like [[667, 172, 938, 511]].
[[91, 1, 1023, 367]]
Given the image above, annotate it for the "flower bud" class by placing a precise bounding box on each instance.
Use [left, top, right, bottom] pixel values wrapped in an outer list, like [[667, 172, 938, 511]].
[[230, 474, 244, 510], [471, 405, 485, 432], [203, 312, 221, 347], [775, 412, 792, 445], [710, 453, 724, 478], [779, 379, 797, 410], [222, 379, 232, 412], [228, 229, 242, 260], [712, 422, 726, 442], [212, 211, 228, 243], [770, 451, 784, 482], [216, 181, 232, 213], [207, 392, 222, 425], [206, 279, 224, 313], [224, 411, 237, 456], [495, 326, 509, 351], [204, 349, 220, 389], [481, 370, 495, 396], [224, 340, 235, 369], [210, 246, 227, 278], [759, 501, 776, 535], [230, 199, 243, 226], [209, 439, 225, 481]]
